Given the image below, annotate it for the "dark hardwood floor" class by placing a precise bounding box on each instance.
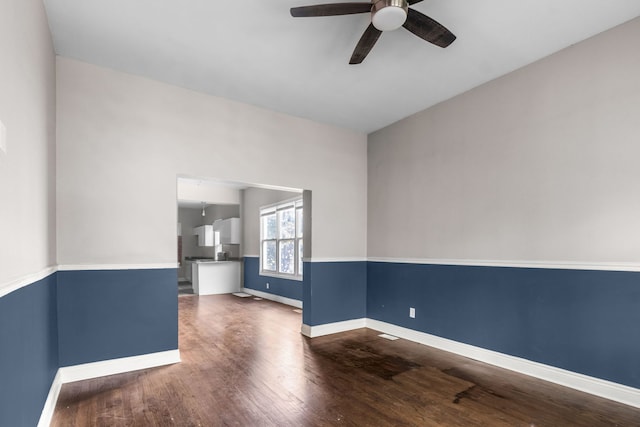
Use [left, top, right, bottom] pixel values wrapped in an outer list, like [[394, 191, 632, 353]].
[[51, 294, 640, 426]]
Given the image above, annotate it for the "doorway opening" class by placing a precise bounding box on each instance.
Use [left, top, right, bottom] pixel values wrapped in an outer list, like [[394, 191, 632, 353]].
[[176, 176, 311, 309]]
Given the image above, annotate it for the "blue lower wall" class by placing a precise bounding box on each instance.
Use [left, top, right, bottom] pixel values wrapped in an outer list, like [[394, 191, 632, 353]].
[[57, 269, 178, 366], [304, 261, 367, 326], [0, 274, 59, 427], [3, 260, 638, 426], [243, 257, 302, 301], [367, 262, 640, 389]]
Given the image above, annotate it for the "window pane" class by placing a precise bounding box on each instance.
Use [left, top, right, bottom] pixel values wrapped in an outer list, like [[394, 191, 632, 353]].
[[279, 240, 295, 274], [278, 208, 295, 239], [263, 214, 277, 239], [296, 208, 303, 238], [298, 239, 303, 276], [263, 241, 276, 271]]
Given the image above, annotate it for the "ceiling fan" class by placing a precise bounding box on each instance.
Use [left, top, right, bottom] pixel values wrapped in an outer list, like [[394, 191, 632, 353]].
[[290, 0, 456, 64]]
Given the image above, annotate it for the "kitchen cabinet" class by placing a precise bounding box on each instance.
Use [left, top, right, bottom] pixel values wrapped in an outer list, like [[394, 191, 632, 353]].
[[193, 225, 213, 246], [212, 218, 240, 244]]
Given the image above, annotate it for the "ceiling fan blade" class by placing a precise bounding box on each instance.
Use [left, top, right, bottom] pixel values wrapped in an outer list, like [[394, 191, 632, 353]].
[[290, 2, 372, 17], [349, 23, 382, 64], [402, 8, 456, 48], [407, 0, 424, 4]]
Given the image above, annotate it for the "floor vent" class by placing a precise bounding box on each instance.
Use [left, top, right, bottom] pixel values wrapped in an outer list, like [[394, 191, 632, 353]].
[[232, 292, 252, 298], [378, 333, 399, 341]]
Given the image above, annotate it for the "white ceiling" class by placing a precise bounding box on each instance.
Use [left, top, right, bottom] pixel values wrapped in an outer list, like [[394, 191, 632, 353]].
[[43, 0, 640, 133]]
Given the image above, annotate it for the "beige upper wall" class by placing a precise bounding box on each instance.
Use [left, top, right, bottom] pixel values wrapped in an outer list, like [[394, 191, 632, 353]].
[[0, 0, 56, 285], [368, 17, 640, 263], [56, 58, 367, 265]]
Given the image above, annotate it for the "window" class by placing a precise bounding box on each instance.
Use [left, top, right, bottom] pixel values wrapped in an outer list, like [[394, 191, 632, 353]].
[[260, 198, 303, 279]]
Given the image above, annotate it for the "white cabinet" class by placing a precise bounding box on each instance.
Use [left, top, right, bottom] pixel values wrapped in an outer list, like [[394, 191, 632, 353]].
[[212, 218, 240, 244], [193, 225, 213, 246]]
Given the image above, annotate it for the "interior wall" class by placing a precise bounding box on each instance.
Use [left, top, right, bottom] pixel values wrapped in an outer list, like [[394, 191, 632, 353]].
[[0, 0, 56, 284], [206, 204, 240, 223], [368, 17, 640, 263], [57, 269, 177, 366], [0, 0, 58, 425], [366, 18, 640, 389], [55, 57, 367, 363], [56, 57, 367, 265]]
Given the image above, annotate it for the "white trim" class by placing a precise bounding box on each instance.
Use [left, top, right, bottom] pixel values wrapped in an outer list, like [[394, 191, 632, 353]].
[[300, 324, 312, 337], [248, 255, 366, 263], [259, 198, 304, 278], [37, 370, 62, 427], [38, 350, 180, 425], [300, 318, 367, 338], [58, 263, 179, 271], [59, 349, 181, 384], [241, 288, 302, 308], [0, 266, 57, 298], [236, 256, 640, 271], [242, 255, 367, 262], [259, 195, 303, 212], [367, 257, 640, 272], [259, 270, 303, 282], [307, 257, 367, 263], [365, 319, 640, 409]]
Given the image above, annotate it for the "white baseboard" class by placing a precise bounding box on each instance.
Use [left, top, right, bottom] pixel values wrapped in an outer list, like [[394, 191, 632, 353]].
[[241, 288, 303, 309], [38, 350, 180, 426], [37, 370, 63, 427], [59, 349, 181, 384], [301, 318, 367, 338], [366, 319, 640, 409]]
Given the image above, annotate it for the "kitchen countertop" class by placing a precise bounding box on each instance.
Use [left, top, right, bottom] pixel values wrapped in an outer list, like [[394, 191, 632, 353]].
[[194, 259, 240, 264], [192, 259, 242, 295]]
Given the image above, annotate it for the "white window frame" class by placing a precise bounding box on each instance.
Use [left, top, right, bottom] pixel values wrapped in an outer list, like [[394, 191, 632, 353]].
[[260, 197, 303, 281]]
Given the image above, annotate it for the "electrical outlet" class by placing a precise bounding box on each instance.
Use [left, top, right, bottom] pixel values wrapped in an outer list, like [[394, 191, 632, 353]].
[[409, 307, 416, 318], [266, 283, 270, 289]]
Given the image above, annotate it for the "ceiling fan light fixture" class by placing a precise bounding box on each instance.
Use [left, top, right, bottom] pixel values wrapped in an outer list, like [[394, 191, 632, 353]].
[[372, 0, 408, 32]]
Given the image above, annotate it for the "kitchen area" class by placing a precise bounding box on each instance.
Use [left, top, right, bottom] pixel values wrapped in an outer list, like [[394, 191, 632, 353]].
[[176, 176, 306, 301], [177, 178, 244, 296]]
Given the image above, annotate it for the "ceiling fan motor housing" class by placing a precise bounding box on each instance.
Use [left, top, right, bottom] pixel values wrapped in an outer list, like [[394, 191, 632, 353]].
[[372, 0, 409, 31]]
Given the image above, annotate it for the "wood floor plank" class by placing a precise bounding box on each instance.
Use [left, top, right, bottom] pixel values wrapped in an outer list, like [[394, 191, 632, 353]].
[[50, 294, 640, 426]]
